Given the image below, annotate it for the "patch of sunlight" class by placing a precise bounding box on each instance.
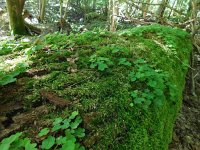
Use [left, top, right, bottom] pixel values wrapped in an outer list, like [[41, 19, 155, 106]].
[[0, 55, 31, 72]]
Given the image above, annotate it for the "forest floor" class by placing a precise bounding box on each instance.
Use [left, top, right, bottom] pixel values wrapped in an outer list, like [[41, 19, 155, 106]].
[[169, 92, 200, 150], [169, 47, 200, 150]]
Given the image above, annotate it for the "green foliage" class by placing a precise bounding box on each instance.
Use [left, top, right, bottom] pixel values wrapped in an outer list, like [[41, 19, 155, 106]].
[[0, 39, 40, 86], [0, 25, 192, 150], [44, 32, 68, 50], [25, 45, 44, 57], [89, 54, 113, 71], [0, 111, 85, 150], [38, 128, 50, 137], [41, 136, 55, 150], [0, 63, 28, 86], [0, 42, 13, 56], [128, 59, 168, 109], [118, 58, 132, 67], [0, 132, 37, 150], [0, 40, 32, 56]]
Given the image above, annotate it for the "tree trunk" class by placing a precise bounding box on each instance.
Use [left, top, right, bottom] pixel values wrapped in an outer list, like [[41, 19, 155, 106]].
[[156, 0, 169, 22], [38, 0, 46, 23], [60, 0, 63, 19], [104, 0, 108, 17], [168, 0, 176, 18], [63, 0, 69, 19], [6, 0, 28, 35], [142, 0, 151, 19], [186, 0, 192, 20], [109, 0, 118, 32], [92, 0, 96, 11]]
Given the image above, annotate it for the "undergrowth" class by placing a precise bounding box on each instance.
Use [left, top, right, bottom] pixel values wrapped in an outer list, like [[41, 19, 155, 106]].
[[0, 111, 85, 150]]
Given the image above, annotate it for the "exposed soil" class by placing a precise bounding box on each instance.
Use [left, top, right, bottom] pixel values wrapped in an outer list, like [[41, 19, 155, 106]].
[[169, 95, 200, 150], [169, 46, 200, 150]]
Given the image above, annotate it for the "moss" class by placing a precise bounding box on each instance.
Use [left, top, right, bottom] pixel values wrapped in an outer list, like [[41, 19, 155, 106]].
[[0, 25, 192, 149]]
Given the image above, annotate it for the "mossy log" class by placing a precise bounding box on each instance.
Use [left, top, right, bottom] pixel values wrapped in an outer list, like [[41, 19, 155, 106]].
[[6, 0, 29, 35], [0, 25, 192, 149]]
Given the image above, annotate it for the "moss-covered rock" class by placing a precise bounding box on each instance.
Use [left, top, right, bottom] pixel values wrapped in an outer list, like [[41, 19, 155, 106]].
[[0, 25, 192, 149]]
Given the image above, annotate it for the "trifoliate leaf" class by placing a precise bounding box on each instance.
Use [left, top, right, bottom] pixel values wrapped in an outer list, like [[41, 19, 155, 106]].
[[65, 130, 76, 143], [53, 117, 63, 126], [1, 132, 22, 145], [23, 138, 37, 150], [74, 128, 85, 138], [52, 124, 62, 132], [38, 128, 50, 137], [61, 119, 70, 129], [70, 117, 82, 129], [0, 75, 17, 86], [0, 132, 22, 150], [60, 140, 75, 150], [90, 63, 97, 69], [69, 111, 79, 120], [0, 143, 10, 150], [131, 91, 138, 98], [41, 136, 55, 150], [56, 136, 67, 145], [98, 63, 108, 71], [75, 143, 85, 150], [118, 58, 132, 66], [148, 80, 157, 88]]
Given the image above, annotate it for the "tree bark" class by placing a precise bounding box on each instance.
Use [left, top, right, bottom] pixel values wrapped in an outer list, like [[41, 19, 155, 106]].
[[142, 0, 151, 19], [168, 0, 176, 18], [104, 0, 108, 16], [92, 0, 96, 11], [109, 0, 118, 32], [38, 0, 46, 23], [6, 0, 28, 35], [156, 0, 169, 22]]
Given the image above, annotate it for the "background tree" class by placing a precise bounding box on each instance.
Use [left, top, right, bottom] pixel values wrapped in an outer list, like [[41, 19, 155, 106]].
[[38, 0, 47, 23], [156, 0, 169, 23], [6, 0, 28, 35]]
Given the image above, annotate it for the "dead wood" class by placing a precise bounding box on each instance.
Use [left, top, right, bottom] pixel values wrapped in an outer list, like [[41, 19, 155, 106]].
[[0, 124, 21, 141], [13, 105, 49, 124], [0, 101, 23, 114], [40, 89, 71, 107]]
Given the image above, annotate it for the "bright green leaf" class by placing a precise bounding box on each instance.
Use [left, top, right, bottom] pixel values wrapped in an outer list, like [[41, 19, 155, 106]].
[[61, 119, 70, 129], [38, 128, 50, 137], [98, 63, 108, 71], [53, 117, 63, 126], [56, 136, 67, 145], [52, 124, 62, 132], [74, 128, 85, 138], [70, 117, 82, 129], [69, 111, 79, 120], [41, 136, 55, 150], [60, 140, 75, 150]]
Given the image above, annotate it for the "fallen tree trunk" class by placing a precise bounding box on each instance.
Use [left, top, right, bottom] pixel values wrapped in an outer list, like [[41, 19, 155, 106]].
[[0, 25, 192, 149]]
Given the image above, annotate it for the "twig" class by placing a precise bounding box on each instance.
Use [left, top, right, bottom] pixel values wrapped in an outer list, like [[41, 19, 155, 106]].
[[65, 73, 96, 89]]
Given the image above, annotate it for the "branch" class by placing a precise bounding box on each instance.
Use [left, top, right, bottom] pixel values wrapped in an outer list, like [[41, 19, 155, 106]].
[[130, 1, 185, 15]]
